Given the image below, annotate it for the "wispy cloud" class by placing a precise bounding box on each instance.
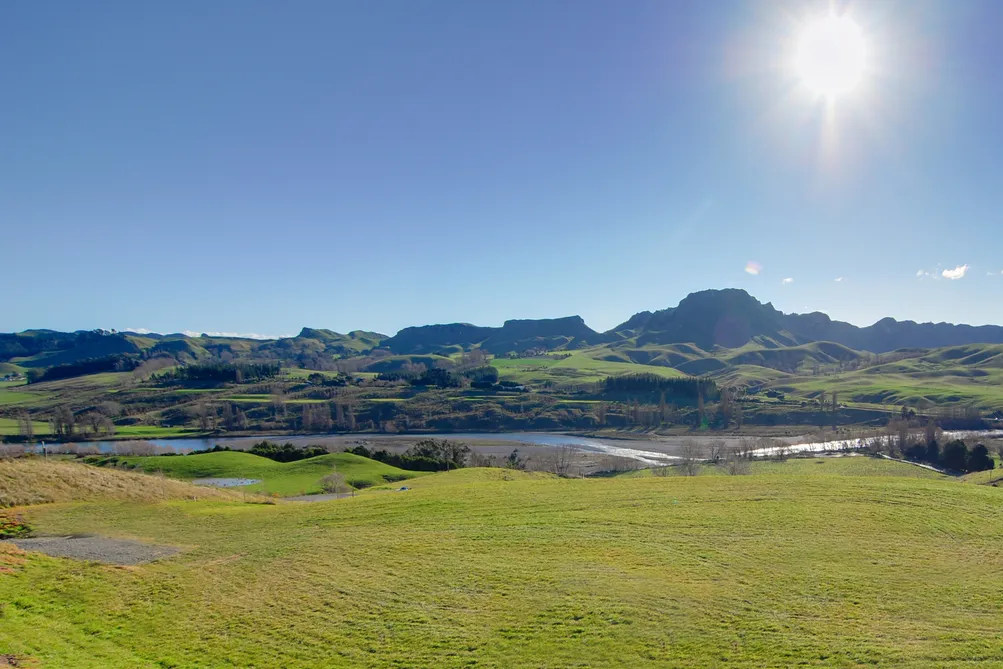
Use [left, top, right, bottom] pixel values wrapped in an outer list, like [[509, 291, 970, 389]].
[[745, 261, 762, 276], [916, 269, 937, 280], [781, 277, 794, 285], [182, 330, 287, 340], [942, 264, 969, 280], [124, 328, 290, 339], [834, 277, 843, 283]]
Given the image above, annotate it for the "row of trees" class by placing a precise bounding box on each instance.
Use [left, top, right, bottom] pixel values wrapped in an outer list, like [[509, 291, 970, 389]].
[[346, 439, 470, 471], [601, 374, 717, 400], [31, 354, 140, 383], [376, 365, 501, 389], [163, 361, 281, 384]]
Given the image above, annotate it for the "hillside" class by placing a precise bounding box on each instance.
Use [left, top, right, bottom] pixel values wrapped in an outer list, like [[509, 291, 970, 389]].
[[3, 290, 1003, 436], [0, 459, 243, 507], [2, 462, 1002, 666], [6, 289, 1003, 370]]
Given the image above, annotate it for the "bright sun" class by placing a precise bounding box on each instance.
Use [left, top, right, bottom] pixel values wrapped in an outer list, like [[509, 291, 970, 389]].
[[796, 16, 865, 97]]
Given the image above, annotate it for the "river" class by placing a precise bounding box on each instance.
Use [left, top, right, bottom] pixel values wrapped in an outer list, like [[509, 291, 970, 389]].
[[59, 429, 1003, 466]]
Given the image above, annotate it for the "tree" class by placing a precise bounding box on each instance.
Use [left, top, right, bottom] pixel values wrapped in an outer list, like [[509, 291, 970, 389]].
[[85, 411, 103, 436], [941, 440, 969, 472], [321, 471, 347, 495], [49, 406, 75, 438], [505, 449, 526, 470], [707, 440, 726, 464], [967, 444, 995, 473], [924, 439, 940, 466], [17, 411, 34, 442], [546, 445, 578, 477], [723, 446, 750, 475], [679, 440, 702, 476], [271, 392, 286, 419], [595, 402, 608, 426], [718, 389, 733, 427]]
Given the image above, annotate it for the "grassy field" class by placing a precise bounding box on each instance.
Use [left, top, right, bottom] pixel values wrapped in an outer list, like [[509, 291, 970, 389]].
[[0, 418, 52, 436], [1, 460, 1002, 667], [492, 350, 684, 385], [92, 451, 423, 495], [0, 390, 37, 406], [617, 455, 948, 479]]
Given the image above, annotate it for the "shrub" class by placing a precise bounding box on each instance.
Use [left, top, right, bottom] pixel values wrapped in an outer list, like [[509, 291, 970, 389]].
[[320, 472, 347, 494], [0, 512, 32, 539], [249, 441, 327, 463]]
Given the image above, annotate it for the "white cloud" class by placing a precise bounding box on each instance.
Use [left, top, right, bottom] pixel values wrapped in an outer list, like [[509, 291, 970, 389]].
[[124, 327, 154, 334], [782, 277, 794, 285], [181, 330, 287, 340], [745, 261, 762, 276], [834, 277, 843, 283], [941, 264, 969, 280], [916, 270, 925, 277]]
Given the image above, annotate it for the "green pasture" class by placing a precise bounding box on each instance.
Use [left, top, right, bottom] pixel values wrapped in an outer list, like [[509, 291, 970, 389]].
[[90, 450, 422, 496], [3, 461, 1003, 666]]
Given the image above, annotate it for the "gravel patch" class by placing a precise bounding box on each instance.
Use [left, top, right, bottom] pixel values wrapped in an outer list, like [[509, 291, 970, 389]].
[[192, 477, 262, 487], [4, 536, 180, 565], [284, 492, 352, 502]]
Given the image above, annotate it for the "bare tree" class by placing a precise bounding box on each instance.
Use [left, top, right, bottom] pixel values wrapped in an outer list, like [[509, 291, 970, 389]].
[[736, 438, 756, 460], [707, 440, 726, 464], [546, 445, 578, 477], [321, 471, 347, 495], [84, 411, 103, 436], [271, 391, 286, 420], [595, 402, 608, 427], [723, 446, 751, 475], [678, 440, 702, 476], [49, 406, 76, 438], [17, 410, 34, 442]]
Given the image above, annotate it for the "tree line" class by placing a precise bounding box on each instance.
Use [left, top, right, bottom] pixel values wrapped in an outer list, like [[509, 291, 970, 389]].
[[601, 374, 718, 400], [162, 361, 281, 384], [346, 439, 470, 471]]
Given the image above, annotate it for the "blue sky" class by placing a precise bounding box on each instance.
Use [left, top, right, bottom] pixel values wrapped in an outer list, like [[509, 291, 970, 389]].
[[4, 0, 1002, 337]]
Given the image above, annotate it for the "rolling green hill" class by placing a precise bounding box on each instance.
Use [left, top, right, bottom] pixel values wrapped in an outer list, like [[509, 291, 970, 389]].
[[88, 451, 422, 496]]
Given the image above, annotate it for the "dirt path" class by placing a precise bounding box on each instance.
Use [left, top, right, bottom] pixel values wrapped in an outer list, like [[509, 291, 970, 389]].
[[3, 536, 180, 565]]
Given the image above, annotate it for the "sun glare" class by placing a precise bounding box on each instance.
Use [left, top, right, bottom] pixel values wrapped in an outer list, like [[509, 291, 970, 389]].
[[796, 16, 865, 97]]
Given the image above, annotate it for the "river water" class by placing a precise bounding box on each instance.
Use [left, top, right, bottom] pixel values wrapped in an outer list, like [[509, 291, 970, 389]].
[[63, 429, 1003, 466]]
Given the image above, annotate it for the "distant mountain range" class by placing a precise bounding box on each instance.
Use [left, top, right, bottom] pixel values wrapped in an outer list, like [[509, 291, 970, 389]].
[[4, 289, 1003, 372]]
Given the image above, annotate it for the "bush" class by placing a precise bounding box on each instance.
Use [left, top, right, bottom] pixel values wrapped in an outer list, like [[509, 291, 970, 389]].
[[320, 472, 346, 494], [0, 512, 32, 539], [249, 441, 327, 463]]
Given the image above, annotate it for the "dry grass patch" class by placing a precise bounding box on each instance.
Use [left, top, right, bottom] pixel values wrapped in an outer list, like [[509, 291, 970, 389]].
[[0, 459, 246, 507]]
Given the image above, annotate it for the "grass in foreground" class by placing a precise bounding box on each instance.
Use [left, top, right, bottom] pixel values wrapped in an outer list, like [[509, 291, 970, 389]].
[[91, 450, 423, 496], [617, 456, 949, 479], [1, 461, 1002, 667]]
